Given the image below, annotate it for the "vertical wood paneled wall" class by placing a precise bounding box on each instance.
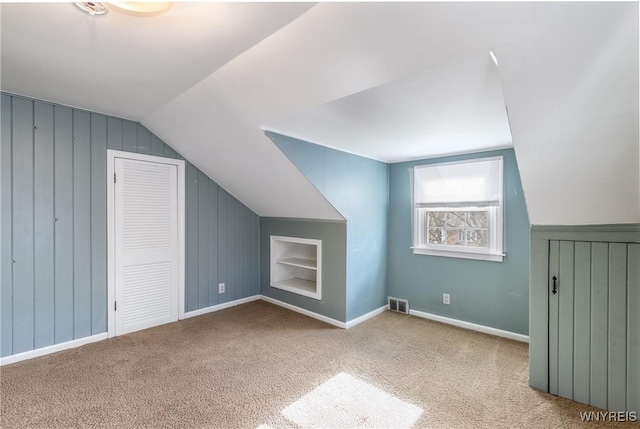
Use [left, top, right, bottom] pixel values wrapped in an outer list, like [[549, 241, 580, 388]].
[[184, 163, 260, 313], [548, 241, 639, 412], [0, 94, 260, 358], [530, 226, 640, 413]]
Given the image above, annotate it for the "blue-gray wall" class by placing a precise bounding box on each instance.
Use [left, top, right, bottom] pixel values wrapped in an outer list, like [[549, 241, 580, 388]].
[[184, 163, 260, 313], [387, 149, 530, 335], [0, 93, 259, 358], [260, 218, 347, 322], [266, 132, 388, 321]]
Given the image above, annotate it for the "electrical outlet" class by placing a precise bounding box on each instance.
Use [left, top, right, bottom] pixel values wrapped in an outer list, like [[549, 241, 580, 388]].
[[218, 283, 225, 294], [443, 293, 450, 305]]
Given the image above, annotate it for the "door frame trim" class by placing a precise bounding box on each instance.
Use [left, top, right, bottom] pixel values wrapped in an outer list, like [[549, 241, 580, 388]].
[[106, 150, 186, 338]]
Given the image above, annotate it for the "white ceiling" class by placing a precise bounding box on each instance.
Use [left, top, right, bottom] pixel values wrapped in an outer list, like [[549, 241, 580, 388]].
[[494, 2, 639, 225], [1, 2, 638, 224], [1, 2, 315, 120], [263, 52, 513, 162]]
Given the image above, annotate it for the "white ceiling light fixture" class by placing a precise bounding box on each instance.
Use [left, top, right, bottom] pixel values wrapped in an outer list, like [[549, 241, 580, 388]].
[[74, 2, 172, 17], [108, 2, 173, 17], [74, 2, 109, 16]]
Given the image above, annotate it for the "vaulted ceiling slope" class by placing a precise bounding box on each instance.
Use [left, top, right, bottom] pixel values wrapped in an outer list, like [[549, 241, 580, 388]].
[[2, 2, 638, 224], [262, 52, 513, 162]]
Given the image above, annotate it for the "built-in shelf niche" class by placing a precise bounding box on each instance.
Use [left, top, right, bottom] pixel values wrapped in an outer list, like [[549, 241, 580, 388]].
[[270, 235, 322, 300]]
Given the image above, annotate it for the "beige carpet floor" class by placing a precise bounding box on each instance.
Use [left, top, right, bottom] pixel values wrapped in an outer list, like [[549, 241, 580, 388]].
[[0, 300, 628, 428]]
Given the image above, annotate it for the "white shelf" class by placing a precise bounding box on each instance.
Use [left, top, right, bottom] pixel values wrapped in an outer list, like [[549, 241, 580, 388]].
[[270, 235, 322, 300], [276, 257, 317, 270], [272, 278, 317, 295]]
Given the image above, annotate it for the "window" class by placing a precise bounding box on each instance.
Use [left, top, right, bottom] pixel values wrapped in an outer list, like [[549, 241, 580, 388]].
[[412, 156, 504, 262]]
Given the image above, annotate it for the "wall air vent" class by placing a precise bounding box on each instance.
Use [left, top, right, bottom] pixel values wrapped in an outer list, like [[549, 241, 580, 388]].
[[388, 297, 409, 315]]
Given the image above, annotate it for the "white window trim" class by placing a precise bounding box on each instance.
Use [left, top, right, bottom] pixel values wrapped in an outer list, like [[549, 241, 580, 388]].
[[412, 246, 504, 262], [411, 156, 504, 262]]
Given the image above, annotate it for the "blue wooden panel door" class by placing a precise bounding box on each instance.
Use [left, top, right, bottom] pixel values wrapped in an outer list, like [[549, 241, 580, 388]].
[[548, 241, 634, 412]]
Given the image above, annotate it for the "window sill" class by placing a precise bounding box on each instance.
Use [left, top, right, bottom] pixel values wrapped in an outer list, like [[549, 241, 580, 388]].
[[411, 246, 504, 262]]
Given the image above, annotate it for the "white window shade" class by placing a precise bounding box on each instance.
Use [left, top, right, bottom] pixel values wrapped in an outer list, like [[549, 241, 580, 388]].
[[414, 157, 503, 207]]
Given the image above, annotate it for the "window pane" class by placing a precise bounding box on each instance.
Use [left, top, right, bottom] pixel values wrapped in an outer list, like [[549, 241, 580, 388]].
[[428, 228, 445, 244], [466, 211, 489, 229], [427, 211, 446, 227], [446, 211, 465, 228], [466, 229, 488, 247], [428, 212, 447, 227], [446, 229, 464, 245], [422, 209, 492, 250]]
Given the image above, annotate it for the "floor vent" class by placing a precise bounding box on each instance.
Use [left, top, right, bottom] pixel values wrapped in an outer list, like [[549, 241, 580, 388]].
[[388, 297, 409, 314]]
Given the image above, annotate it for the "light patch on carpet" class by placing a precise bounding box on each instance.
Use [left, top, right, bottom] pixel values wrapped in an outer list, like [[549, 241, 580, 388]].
[[282, 372, 423, 428]]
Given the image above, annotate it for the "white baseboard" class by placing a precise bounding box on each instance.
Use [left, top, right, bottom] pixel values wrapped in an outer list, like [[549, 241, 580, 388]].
[[2, 298, 524, 366], [182, 295, 261, 319], [0, 333, 109, 366], [345, 305, 388, 329], [409, 309, 529, 343], [1, 296, 262, 366], [259, 295, 347, 328]]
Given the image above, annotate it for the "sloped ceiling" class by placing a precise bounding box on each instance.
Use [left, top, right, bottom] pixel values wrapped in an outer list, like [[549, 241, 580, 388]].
[[0, 2, 315, 121], [262, 52, 513, 162], [494, 3, 639, 225], [1, 2, 638, 224]]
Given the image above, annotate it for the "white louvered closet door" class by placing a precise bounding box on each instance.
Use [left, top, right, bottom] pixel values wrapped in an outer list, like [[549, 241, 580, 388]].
[[114, 158, 179, 336]]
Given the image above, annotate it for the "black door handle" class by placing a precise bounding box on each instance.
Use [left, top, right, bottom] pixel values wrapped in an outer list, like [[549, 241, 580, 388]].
[[552, 276, 558, 295]]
